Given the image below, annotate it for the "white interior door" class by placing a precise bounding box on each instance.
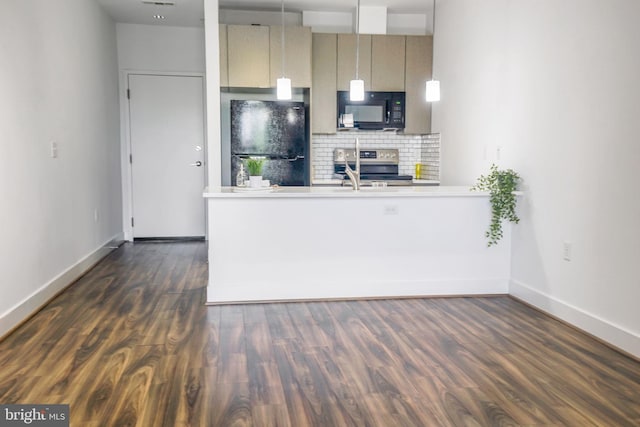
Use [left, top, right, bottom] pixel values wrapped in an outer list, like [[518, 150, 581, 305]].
[[129, 74, 205, 238]]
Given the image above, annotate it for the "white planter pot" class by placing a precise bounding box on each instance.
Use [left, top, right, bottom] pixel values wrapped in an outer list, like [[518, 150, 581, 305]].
[[249, 175, 263, 188]]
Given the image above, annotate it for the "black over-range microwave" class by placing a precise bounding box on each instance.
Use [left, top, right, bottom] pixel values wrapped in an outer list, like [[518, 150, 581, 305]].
[[337, 91, 406, 130]]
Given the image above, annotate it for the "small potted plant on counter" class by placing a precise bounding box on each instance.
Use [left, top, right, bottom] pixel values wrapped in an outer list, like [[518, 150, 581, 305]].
[[471, 164, 520, 246], [246, 157, 265, 188]]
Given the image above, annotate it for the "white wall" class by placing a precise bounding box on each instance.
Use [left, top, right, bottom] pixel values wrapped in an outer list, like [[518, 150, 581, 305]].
[[207, 192, 512, 303], [204, 0, 222, 188], [220, 9, 301, 27], [433, 0, 640, 357], [116, 23, 205, 72], [0, 0, 122, 336]]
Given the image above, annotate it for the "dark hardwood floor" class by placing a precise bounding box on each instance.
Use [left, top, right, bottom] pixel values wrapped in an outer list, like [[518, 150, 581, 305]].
[[1, 242, 639, 426]]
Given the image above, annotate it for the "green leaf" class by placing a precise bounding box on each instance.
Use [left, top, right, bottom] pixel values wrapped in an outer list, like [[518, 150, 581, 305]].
[[246, 157, 265, 176], [471, 164, 520, 246]]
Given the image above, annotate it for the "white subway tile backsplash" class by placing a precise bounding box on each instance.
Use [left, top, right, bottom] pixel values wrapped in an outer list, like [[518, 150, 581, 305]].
[[311, 132, 440, 181]]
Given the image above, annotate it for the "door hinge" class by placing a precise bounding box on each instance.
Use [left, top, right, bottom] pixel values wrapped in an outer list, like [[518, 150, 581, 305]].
[[127, 89, 130, 99], [129, 154, 132, 164], [131, 217, 134, 227]]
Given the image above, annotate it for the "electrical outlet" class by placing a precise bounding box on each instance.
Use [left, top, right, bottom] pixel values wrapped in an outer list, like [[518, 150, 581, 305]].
[[384, 205, 399, 215], [50, 141, 58, 158], [563, 241, 572, 261], [94, 209, 99, 223]]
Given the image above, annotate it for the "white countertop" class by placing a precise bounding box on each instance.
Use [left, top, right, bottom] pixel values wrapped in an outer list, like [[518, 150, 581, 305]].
[[413, 179, 441, 185], [311, 179, 347, 185], [203, 185, 494, 198], [312, 179, 441, 186]]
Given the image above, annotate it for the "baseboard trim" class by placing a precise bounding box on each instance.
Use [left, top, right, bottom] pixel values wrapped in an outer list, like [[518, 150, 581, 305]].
[[206, 293, 508, 306], [208, 278, 510, 303], [134, 236, 205, 243], [510, 279, 640, 360], [0, 233, 125, 340]]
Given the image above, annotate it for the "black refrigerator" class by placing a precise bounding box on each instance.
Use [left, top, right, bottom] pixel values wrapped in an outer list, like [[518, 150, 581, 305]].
[[230, 100, 309, 186]]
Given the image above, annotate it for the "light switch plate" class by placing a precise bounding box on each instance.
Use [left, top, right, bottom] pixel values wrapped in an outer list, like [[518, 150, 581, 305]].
[[384, 205, 399, 215], [563, 241, 572, 261]]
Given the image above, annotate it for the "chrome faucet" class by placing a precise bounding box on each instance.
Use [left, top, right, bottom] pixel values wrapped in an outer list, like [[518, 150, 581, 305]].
[[344, 138, 361, 190]]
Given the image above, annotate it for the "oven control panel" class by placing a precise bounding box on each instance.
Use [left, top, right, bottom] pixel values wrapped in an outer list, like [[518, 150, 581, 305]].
[[333, 148, 399, 165]]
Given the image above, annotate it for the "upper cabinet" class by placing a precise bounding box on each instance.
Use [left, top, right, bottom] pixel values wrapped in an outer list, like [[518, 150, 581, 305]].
[[371, 35, 406, 91], [227, 25, 271, 88], [336, 34, 372, 91], [270, 26, 312, 88], [222, 25, 312, 89], [219, 24, 229, 87], [311, 33, 338, 134], [220, 25, 432, 134], [337, 34, 406, 92], [404, 35, 433, 134]]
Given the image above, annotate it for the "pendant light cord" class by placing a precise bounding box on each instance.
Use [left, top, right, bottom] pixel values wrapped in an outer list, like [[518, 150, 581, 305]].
[[355, 0, 360, 80], [281, 0, 285, 78], [431, 0, 436, 78], [432, 0, 436, 36]]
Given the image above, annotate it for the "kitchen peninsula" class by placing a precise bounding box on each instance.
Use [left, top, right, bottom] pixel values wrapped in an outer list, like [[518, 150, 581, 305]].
[[204, 186, 514, 303]]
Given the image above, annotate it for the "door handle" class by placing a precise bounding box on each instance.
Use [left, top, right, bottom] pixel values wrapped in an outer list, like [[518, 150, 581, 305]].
[[190, 161, 202, 167]]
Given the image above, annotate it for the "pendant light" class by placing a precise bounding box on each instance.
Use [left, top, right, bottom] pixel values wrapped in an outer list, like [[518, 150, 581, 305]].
[[276, 0, 292, 100], [426, 80, 440, 102], [426, 0, 440, 102], [349, 0, 365, 101]]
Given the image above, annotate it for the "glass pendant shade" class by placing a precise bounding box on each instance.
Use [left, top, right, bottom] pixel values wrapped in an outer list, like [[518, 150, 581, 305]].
[[426, 79, 440, 102], [277, 77, 292, 100], [350, 79, 365, 101]]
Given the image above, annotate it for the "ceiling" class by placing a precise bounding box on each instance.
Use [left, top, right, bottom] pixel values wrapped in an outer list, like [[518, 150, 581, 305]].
[[97, 0, 431, 27]]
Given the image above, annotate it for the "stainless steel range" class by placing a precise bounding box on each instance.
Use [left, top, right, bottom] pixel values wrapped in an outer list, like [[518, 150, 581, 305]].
[[333, 148, 413, 186]]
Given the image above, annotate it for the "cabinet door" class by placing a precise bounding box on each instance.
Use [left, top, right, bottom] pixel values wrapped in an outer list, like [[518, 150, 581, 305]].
[[311, 33, 337, 134], [404, 35, 433, 134], [219, 24, 229, 87], [371, 35, 406, 91], [336, 34, 372, 91], [227, 25, 270, 88], [270, 26, 312, 88]]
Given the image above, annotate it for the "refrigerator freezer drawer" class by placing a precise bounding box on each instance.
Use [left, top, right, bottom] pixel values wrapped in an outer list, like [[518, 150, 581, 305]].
[[232, 156, 306, 186]]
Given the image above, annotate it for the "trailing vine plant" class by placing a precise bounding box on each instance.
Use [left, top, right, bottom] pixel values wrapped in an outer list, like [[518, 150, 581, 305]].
[[471, 164, 520, 246]]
